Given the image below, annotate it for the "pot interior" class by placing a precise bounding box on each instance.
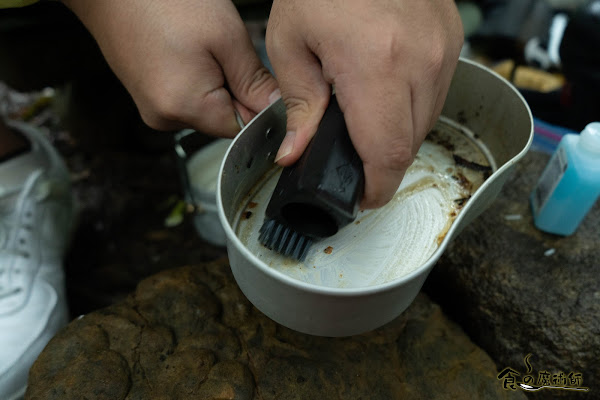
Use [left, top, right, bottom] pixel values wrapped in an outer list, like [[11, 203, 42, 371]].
[[232, 116, 494, 288]]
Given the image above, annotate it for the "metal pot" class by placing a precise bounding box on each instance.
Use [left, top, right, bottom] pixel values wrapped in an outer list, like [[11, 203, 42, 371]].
[[217, 58, 533, 337], [175, 131, 232, 246]]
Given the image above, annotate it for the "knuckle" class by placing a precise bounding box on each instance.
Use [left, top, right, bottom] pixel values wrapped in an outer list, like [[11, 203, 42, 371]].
[[138, 109, 171, 131], [423, 40, 446, 76], [149, 99, 181, 124], [380, 140, 414, 172], [241, 67, 274, 96], [139, 88, 185, 129], [283, 95, 311, 116], [368, 26, 458, 80], [366, 32, 410, 77], [282, 96, 312, 129], [370, 35, 403, 73], [282, 92, 329, 126]]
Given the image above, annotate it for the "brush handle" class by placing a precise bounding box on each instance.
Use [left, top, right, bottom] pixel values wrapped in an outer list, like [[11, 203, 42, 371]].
[[265, 94, 364, 239]]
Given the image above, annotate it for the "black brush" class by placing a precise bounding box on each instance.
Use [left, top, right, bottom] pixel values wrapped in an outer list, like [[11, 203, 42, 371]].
[[258, 95, 364, 261]]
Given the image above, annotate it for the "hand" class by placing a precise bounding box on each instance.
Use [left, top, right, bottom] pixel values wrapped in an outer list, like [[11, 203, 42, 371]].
[[61, 0, 280, 137], [266, 0, 463, 208]]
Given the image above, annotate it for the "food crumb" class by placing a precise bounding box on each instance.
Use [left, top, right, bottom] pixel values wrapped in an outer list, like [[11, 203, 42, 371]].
[[544, 248, 556, 257], [339, 274, 343, 278], [248, 201, 258, 209], [324, 246, 333, 254], [243, 211, 253, 219], [355, 220, 361, 225]]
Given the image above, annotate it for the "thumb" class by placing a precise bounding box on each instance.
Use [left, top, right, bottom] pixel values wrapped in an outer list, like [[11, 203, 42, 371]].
[[213, 27, 280, 122], [267, 40, 331, 165]]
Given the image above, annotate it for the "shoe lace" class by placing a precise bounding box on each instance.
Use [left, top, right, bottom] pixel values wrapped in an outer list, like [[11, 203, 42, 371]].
[[0, 170, 44, 300]]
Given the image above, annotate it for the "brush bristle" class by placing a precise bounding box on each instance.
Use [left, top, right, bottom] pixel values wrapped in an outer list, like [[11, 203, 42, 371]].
[[258, 219, 312, 261]]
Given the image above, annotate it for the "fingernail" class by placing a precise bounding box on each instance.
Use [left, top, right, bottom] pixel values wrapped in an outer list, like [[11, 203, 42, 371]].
[[234, 109, 245, 129], [275, 131, 295, 162], [268, 88, 281, 105]]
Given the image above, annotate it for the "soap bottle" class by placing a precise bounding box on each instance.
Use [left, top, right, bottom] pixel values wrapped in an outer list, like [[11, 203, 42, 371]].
[[530, 122, 600, 235]]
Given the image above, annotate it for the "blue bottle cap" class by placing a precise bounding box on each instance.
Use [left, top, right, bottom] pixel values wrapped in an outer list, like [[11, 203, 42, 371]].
[[580, 122, 600, 156]]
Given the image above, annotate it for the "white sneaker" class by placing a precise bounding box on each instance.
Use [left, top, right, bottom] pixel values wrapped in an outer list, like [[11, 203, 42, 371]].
[[0, 121, 75, 400]]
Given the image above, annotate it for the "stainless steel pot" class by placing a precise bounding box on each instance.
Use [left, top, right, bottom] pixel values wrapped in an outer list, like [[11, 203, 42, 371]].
[[217, 58, 533, 336]]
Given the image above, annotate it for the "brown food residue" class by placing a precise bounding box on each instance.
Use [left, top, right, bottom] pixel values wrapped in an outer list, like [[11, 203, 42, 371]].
[[453, 154, 492, 173], [243, 211, 253, 220], [248, 201, 258, 209], [324, 246, 333, 254], [454, 196, 471, 208], [452, 172, 472, 190], [436, 233, 447, 245], [427, 129, 456, 151]]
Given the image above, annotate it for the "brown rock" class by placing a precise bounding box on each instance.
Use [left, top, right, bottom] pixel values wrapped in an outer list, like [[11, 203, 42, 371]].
[[425, 151, 600, 399], [27, 260, 524, 400]]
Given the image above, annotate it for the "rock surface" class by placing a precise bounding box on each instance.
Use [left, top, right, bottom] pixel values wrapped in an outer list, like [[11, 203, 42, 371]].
[[26, 260, 524, 400], [425, 150, 600, 399]]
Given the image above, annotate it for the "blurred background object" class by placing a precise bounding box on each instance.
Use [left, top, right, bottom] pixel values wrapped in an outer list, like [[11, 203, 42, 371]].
[[458, 0, 600, 152]]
